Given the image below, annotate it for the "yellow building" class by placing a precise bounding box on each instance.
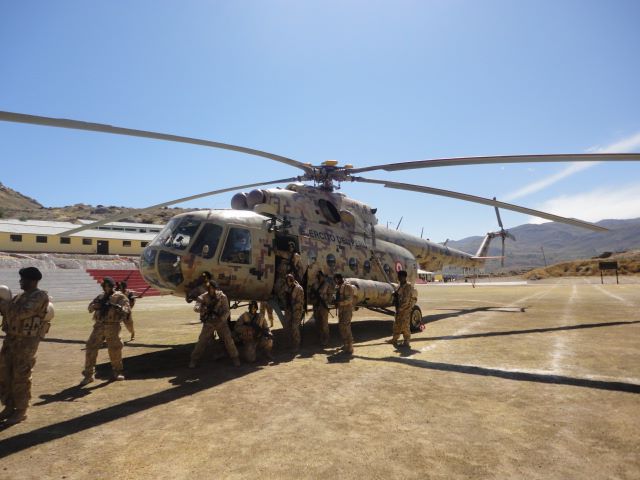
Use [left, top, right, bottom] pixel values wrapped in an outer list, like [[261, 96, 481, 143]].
[[0, 219, 163, 255]]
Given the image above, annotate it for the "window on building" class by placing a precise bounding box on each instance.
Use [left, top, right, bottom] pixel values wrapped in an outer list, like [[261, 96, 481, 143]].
[[10, 234, 22, 242], [83, 238, 93, 245], [60, 237, 71, 244], [36, 236, 48, 243], [141, 242, 149, 247], [123, 240, 132, 247]]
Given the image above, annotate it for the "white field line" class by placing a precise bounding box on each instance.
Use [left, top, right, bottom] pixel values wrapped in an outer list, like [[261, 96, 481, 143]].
[[592, 284, 634, 307], [549, 284, 577, 374], [410, 285, 559, 357]]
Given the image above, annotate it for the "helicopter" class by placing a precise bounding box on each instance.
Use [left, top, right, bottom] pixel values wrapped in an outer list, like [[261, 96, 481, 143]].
[[2, 110, 639, 330]]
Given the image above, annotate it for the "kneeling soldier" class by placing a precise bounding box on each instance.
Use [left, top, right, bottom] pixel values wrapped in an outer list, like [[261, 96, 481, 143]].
[[235, 301, 273, 363], [0, 267, 52, 425]]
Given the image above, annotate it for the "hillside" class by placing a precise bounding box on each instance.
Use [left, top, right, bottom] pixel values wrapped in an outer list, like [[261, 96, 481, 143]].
[[447, 218, 640, 272], [523, 250, 640, 279], [0, 182, 198, 224]]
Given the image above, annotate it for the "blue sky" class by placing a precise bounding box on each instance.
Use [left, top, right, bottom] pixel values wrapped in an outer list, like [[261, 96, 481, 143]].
[[1, 0, 639, 242]]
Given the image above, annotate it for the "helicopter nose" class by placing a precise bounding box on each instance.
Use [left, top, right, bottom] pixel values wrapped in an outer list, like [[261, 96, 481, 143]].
[[140, 246, 184, 290]]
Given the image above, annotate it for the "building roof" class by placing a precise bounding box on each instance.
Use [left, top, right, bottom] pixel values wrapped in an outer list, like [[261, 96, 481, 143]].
[[0, 219, 162, 241]]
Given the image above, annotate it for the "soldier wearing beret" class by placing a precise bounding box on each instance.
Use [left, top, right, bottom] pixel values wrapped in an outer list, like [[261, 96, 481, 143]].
[[81, 276, 131, 385], [0, 267, 52, 425]]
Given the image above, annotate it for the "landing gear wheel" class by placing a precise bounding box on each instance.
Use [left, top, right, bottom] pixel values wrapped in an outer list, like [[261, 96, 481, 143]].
[[409, 305, 423, 333]]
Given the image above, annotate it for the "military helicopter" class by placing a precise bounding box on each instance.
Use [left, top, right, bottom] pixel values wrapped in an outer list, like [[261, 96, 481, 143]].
[[2, 111, 639, 330]]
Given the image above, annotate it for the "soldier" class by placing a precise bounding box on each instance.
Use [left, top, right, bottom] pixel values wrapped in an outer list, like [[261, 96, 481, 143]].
[[117, 281, 136, 341], [190, 281, 240, 368], [259, 301, 274, 328], [284, 273, 305, 352], [274, 241, 304, 307], [81, 277, 131, 385], [234, 301, 273, 362], [309, 270, 332, 346], [388, 270, 415, 348], [0, 267, 52, 425], [334, 273, 355, 354]]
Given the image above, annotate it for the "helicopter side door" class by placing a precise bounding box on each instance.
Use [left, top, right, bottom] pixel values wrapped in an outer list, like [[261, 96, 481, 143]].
[[216, 225, 274, 299]]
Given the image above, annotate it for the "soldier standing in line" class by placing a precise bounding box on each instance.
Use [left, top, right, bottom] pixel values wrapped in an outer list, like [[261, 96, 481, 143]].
[[234, 301, 273, 363], [284, 273, 305, 352], [81, 277, 131, 385], [387, 270, 414, 348], [0, 267, 52, 425], [309, 270, 332, 346], [189, 281, 240, 368], [274, 241, 304, 307], [333, 273, 355, 355], [117, 281, 136, 341]]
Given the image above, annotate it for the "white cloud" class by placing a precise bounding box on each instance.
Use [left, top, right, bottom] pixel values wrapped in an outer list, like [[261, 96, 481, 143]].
[[504, 131, 640, 201], [528, 182, 640, 224]]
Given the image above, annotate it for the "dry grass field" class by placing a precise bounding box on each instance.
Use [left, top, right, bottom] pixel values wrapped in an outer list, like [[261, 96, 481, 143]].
[[1, 281, 639, 479]]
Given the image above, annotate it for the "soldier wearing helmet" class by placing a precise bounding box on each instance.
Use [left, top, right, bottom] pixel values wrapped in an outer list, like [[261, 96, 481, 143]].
[[284, 273, 305, 353], [234, 301, 273, 363], [81, 276, 131, 385], [190, 281, 240, 368], [310, 270, 332, 346], [0, 267, 52, 425], [387, 270, 415, 348], [333, 273, 355, 354]]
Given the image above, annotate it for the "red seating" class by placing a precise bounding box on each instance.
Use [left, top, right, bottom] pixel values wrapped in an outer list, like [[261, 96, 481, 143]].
[[86, 269, 163, 297]]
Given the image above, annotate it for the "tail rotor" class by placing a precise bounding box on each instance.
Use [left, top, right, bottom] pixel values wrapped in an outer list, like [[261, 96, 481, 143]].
[[493, 197, 516, 267]]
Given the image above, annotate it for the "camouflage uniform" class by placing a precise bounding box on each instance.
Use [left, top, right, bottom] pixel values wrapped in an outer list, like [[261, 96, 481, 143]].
[[0, 288, 50, 416], [336, 282, 355, 353], [234, 311, 273, 362], [191, 290, 239, 366], [84, 291, 131, 379], [284, 280, 305, 351], [275, 250, 304, 306], [121, 289, 137, 340], [391, 282, 415, 346], [259, 301, 274, 328], [310, 277, 332, 346]]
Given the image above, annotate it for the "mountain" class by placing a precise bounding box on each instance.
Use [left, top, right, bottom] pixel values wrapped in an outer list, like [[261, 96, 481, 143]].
[[0, 182, 197, 224], [447, 218, 640, 271]]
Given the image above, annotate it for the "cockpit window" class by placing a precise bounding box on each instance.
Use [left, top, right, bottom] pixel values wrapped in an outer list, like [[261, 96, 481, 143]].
[[190, 223, 223, 259], [150, 216, 202, 251], [221, 227, 252, 264]]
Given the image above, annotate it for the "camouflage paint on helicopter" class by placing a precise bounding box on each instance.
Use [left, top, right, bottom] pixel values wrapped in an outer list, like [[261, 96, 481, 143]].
[[139, 183, 486, 308]]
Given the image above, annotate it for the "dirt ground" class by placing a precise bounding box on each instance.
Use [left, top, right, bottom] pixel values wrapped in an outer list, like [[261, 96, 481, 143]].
[[0, 281, 639, 479]]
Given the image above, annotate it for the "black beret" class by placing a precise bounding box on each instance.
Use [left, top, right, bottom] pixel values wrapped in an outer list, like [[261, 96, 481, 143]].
[[397, 270, 408, 277], [19, 267, 42, 281], [102, 276, 116, 287], [206, 280, 218, 289]]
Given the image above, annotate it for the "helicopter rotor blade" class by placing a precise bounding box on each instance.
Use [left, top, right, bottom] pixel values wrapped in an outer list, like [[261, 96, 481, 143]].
[[348, 153, 640, 174], [351, 176, 608, 232], [0, 111, 312, 173], [493, 197, 504, 229], [59, 176, 301, 236]]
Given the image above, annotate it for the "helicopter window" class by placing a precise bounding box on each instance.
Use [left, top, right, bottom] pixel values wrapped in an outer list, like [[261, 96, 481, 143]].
[[221, 228, 252, 264], [190, 223, 223, 259], [318, 199, 341, 224], [363, 260, 371, 273], [151, 218, 180, 247], [326, 253, 336, 269], [383, 263, 391, 276], [151, 216, 201, 251], [348, 257, 358, 271]]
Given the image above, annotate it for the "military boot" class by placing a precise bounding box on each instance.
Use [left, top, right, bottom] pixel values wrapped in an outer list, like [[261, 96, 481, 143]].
[[0, 405, 15, 421], [80, 375, 94, 386], [5, 409, 27, 425]]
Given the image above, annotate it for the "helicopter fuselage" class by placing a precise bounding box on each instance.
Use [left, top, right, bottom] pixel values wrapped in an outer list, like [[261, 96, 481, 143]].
[[139, 184, 484, 305]]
